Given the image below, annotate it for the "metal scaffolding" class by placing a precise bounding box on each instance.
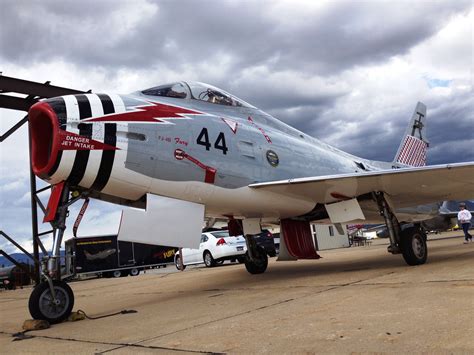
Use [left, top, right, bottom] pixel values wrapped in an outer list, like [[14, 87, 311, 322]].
[[0, 74, 87, 283]]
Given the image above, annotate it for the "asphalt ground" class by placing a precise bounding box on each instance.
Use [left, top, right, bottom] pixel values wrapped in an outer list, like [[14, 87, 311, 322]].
[[1, 231, 473, 354]]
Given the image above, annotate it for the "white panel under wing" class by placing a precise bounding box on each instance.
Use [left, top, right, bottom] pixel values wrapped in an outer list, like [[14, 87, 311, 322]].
[[325, 198, 365, 223], [242, 218, 261, 235], [118, 194, 204, 248]]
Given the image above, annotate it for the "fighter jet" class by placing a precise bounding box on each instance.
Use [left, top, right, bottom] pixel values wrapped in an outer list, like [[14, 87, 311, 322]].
[[27, 81, 474, 323], [422, 200, 474, 232], [83, 248, 116, 261]]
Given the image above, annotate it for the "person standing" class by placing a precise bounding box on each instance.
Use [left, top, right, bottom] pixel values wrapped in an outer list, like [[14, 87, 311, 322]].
[[458, 202, 472, 243]]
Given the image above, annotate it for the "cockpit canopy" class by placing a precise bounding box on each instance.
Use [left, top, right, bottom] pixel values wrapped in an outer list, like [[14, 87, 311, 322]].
[[141, 81, 254, 108]]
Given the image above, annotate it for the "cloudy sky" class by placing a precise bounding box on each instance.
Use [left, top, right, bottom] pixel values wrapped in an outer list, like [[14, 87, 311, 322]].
[[1, 0, 473, 254]]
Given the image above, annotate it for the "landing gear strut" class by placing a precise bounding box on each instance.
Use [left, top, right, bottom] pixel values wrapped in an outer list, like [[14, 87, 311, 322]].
[[243, 235, 268, 274], [28, 184, 81, 323], [374, 191, 427, 265]]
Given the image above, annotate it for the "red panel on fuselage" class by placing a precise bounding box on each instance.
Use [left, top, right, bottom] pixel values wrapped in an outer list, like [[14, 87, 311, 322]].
[[281, 219, 321, 259]]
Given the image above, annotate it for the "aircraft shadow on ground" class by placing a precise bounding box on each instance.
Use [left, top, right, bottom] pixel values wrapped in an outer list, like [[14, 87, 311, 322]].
[[180, 245, 474, 291], [75, 242, 473, 315]]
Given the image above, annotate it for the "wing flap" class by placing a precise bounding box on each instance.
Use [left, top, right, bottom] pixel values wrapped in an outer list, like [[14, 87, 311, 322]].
[[250, 162, 474, 208]]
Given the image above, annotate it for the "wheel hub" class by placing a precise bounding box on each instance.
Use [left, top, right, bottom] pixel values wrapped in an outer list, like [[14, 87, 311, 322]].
[[412, 236, 425, 258], [39, 287, 69, 318]]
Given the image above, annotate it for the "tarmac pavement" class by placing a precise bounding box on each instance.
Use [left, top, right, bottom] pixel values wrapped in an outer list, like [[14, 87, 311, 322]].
[[1, 231, 473, 354]]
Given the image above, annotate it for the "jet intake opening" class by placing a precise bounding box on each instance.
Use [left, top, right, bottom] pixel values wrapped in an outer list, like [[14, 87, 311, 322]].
[[29, 102, 60, 177]]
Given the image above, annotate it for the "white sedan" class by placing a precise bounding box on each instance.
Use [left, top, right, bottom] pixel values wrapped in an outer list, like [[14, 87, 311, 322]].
[[175, 231, 247, 269]]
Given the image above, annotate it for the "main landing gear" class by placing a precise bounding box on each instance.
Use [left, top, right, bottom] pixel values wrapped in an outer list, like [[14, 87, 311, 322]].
[[374, 192, 427, 265], [243, 235, 268, 274], [29, 184, 80, 323]]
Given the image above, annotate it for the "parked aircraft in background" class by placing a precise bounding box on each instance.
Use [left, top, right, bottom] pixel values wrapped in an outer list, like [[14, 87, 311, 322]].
[[26, 81, 474, 323], [363, 200, 474, 238], [422, 200, 474, 232]]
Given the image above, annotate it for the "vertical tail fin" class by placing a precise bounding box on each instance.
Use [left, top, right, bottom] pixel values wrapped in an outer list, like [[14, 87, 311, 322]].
[[393, 102, 429, 167]]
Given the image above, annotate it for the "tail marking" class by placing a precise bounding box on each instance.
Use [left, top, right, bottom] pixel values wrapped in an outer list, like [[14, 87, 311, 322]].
[[396, 135, 427, 167]]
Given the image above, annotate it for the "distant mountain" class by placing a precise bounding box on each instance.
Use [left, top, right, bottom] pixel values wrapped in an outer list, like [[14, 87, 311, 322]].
[[0, 251, 65, 267]]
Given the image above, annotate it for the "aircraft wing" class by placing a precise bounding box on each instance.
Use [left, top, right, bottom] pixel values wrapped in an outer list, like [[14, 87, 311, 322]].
[[250, 162, 474, 208]]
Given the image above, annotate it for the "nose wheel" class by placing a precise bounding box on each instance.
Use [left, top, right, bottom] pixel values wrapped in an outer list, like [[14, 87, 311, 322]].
[[28, 280, 74, 324]]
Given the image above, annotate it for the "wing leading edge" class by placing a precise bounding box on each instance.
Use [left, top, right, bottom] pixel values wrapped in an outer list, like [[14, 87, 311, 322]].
[[250, 162, 474, 209]]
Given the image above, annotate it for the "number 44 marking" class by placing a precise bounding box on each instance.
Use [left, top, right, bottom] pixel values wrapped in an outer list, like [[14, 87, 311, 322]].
[[196, 128, 228, 155]]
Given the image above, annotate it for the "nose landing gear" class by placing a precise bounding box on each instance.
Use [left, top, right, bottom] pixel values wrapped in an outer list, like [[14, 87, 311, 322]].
[[28, 184, 82, 323]]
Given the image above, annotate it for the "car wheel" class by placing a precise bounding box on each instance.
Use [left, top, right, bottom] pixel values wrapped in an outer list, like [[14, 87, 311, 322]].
[[175, 256, 186, 270], [113, 270, 123, 278], [203, 251, 216, 267], [129, 268, 140, 276]]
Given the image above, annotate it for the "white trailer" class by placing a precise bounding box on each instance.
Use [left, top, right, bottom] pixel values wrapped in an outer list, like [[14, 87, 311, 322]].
[[311, 224, 350, 250]]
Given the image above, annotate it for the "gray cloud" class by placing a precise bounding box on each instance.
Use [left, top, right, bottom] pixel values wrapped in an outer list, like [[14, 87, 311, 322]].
[[1, 0, 470, 76], [273, 88, 474, 164], [425, 92, 474, 164]]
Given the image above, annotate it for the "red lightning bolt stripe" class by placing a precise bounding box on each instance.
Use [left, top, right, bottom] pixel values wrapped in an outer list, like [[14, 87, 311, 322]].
[[86, 101, 202, 123]]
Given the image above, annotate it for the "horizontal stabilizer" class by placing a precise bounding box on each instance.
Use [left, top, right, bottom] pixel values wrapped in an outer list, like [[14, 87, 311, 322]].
[[118, 194, 204, 249]]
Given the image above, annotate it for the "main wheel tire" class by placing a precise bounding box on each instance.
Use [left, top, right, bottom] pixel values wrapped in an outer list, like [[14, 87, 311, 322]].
[[175, 256, 186, 270], [29, 280, 74, 324], [244, 247, 268, 274], [203, 251, 216, 267], [129, 268, 140, 276], [400, 227, 428, 265]]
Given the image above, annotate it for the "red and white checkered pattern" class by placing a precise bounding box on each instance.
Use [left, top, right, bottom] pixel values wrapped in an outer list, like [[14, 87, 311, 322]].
[[396, 135, 427, 167]]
